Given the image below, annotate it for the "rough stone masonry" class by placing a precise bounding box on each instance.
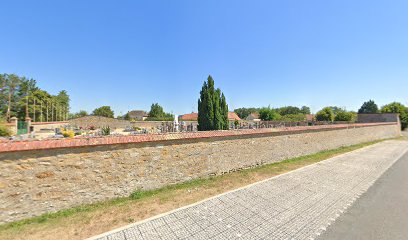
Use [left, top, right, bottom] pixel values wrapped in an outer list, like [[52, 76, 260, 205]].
[[0, 123, 400, 223]]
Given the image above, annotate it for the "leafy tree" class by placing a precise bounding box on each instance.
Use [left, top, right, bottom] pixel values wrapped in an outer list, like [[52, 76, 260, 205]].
[[92, 106, 114, 118], [197, 75, 229, 131], [234, 107, 260, 119], [77, 110, 88, 117], [334, 110, 356, 122], [279, 113, 307, 122], [16, 78, 38, 120], [315, 107, 334, 121], [300, 106, 311, 114], [4, 74, 21, 121], [380, 102, 408, 130], [259, 107, 280, 121], [277, 106, 301, 116], [0, 73, 69, 122], [69, 110, 88, 119], [56, 90, 70, 121], [327, 106, 344, 115], [381, 102, 406, 114], [148, 103, 165, 118], [122, 112, 130, 120], [358, 100, 379, 114], [146, 103, 174, 121], [31, 89, 52, 122]]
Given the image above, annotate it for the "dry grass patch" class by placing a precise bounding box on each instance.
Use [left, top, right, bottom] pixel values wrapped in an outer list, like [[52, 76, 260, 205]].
[[0, 140, 390, 240]]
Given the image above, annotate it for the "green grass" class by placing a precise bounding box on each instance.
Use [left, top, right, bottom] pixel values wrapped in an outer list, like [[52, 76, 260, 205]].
[[0, 139, 388, 232]]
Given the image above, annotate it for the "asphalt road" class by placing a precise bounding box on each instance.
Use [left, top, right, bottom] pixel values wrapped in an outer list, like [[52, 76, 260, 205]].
[[319, 150, 408, 240]]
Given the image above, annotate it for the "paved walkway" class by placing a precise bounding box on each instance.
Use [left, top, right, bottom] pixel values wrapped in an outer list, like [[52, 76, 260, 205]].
[[89, 140, 408, 240]]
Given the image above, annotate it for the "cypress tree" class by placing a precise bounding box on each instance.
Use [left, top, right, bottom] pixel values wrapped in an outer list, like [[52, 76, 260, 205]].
[[220, 93, 229, 129], [213, 88, 222, 130], [198, 75, 229, 131]]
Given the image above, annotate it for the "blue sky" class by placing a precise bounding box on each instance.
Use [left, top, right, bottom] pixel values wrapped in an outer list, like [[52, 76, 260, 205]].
[[1, 0, 407, 116]]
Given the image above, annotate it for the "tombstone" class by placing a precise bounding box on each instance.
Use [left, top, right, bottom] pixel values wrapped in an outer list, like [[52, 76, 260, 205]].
[[174, 115, 179, 132]]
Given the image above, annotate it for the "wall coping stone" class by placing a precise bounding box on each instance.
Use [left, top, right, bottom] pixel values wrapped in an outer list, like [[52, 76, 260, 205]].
[[0, 122, 396, 153]]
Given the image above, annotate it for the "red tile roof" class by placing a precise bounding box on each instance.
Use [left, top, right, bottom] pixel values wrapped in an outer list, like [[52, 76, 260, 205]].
[[180, 112, 241, 121], [306, 114, 315, 121], [180, 113, 198, 121], [228, 112, 241, 121]]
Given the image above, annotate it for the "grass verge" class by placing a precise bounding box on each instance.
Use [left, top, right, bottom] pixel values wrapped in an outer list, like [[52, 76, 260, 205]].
[[0, 139, 391, 240]]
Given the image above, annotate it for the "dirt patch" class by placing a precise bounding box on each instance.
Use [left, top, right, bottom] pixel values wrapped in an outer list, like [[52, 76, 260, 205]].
[[35, 171, 55, 179]]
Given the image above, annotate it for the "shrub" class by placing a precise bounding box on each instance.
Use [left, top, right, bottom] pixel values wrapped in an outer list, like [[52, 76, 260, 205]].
[[259, 107, 280, 121], [381, 102, 408, 130], [0, 124, 11, 137], [334, 111, 356, 122], [62, 130, 75, 138], [133, 126, 142, 131], [315, 107, 334, 122], [101, 126, 111, 136], [234, 120, 239, 128]]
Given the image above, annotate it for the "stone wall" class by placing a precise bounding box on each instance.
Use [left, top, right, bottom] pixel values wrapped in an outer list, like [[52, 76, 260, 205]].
[[132, 120, 197, 130], [68, 116, 132, 129], [31, 121, 68, 132], [67, 116, 195, 130], [0, 123, 400, 223], [357, 113, 400, 123]]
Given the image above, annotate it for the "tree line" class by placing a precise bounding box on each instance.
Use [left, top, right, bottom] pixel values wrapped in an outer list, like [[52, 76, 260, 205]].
[[0, 73, 70, 122], [315, 100, 408, 129], [70, 103, 174, 121], [234, 106, 311, 122], [235, 106, 311, 120], [233, 100, 407, 130], [357, 100, 407, 130]]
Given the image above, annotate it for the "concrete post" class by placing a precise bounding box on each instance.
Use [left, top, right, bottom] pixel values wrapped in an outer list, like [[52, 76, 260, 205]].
[[9, 117, 18, 135], [25, 117, 32, 133]]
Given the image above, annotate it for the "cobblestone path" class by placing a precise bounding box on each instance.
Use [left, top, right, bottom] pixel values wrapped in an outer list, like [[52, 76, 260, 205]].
[[89, 140, 408, 240]]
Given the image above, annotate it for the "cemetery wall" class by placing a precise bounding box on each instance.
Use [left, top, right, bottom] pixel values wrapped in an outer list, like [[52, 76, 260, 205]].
[[68, 116, 131, 129], [357, 113, 401, 124], [0, 122, 400, 223]]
